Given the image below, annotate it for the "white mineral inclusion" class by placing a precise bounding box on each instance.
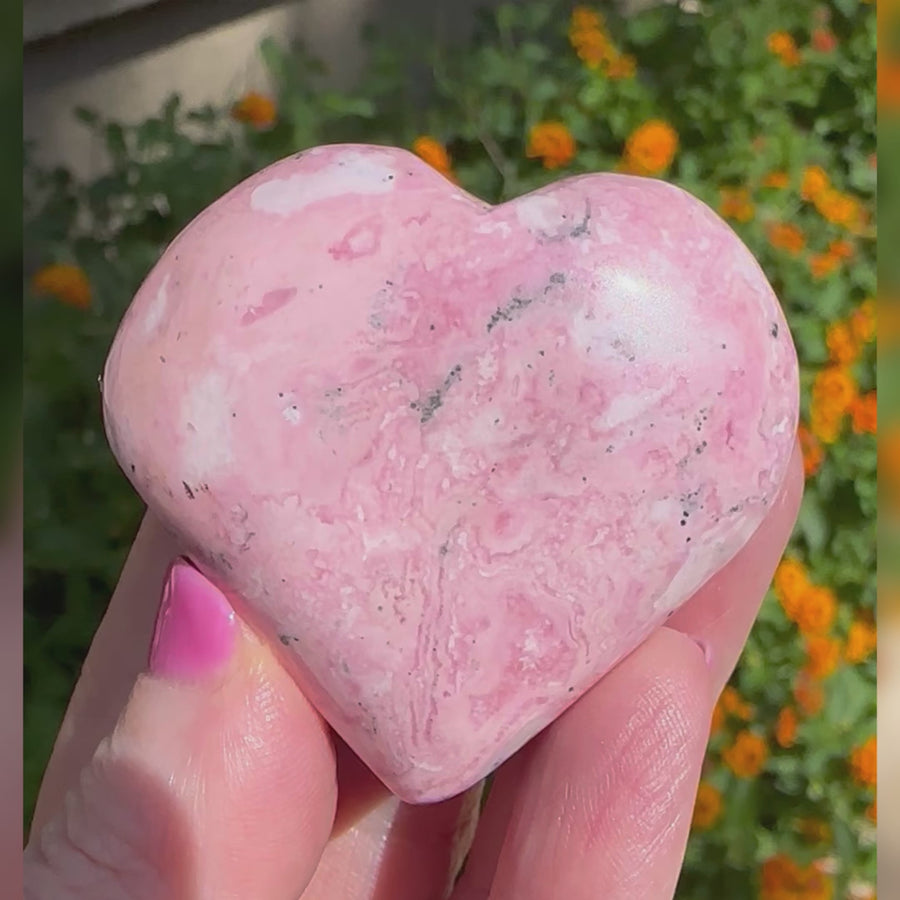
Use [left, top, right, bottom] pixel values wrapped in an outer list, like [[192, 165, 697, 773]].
[[514, 193, 563, 231], [180, 370, 235, 481], [250, 149, 397, 215], [142, 275, 170, 336]]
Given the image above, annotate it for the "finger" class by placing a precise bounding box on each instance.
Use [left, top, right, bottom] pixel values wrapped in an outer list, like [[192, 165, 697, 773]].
[[301, 785, 480, 900], [667, 441, 804, 692], [455, 628, 711, 900], [30, 512, 181, 835], [25, 561, 337, 900]]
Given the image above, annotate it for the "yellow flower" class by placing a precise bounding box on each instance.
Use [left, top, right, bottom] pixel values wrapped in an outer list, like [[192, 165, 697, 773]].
[[845, 619, 877, 664], [719, 187, 755, 222], [230, 91, 277, 129], [526, 122, 576, 170], [31, 263, 91, 309], [412, 136, 453, 177], [723, 730, 768, 778], [798, 424, 824, 478], [767, 31, 801, 66], [850, 391, 877, 435], [691, 781, 723, 830], [804, 635, 841, 679], [775, 707, 798, 748], [767, 222, 806, 254], [850, 736, 876, 788], [801, 165, 830, 201], [762, 170, 790, 189], [622, 120, 678, 175]]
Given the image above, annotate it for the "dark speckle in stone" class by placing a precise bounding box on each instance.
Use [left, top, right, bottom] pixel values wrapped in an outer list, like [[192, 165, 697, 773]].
[[420, 364, 463, 423], [430, 324, 435, 330], [159, 355, 166, 363], [130, 463, 136, 473], [279, 634, 299, 645], [721, 343, 727, 349], [439, 542, 449, 556], [570, 199, 592, 237], [549, 272, 566, 284], [770, 322, 779, 338], [182, 481, 195, 500], [605, 445, 614, 453], [538, 349, 545, 356]]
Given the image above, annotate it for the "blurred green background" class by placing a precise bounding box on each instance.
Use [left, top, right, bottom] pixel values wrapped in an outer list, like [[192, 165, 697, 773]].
[[24, 1, 876, 896]]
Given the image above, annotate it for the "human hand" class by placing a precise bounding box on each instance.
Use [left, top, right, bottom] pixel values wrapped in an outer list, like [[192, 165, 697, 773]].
[[24, 444, 802, 900]]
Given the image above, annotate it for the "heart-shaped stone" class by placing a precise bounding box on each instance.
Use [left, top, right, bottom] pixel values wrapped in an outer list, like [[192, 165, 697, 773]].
[[102, 144, 798, 802]]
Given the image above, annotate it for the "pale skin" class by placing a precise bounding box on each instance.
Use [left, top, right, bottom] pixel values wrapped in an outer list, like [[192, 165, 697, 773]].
[[24, 444, 803, 900]]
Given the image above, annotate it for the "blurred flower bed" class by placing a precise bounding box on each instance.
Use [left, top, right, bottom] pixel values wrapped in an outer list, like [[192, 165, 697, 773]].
[[24, 0, 876, 895]]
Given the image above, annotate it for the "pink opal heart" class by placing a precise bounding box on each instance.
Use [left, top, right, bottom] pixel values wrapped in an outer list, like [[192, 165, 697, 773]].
[[102, 144, 798, 802]]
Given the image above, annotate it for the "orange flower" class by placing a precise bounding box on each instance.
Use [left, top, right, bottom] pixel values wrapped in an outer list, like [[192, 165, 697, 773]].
[[570, 5, 604, 31], [722, 730, 768, 778], [775, 707, 798, 748], [804, 635, 841, 679], [828, 238, 854, 260], [607, 53, 637, 79], [30, 262, 91, 309], [762, 171, 790, 189], [850, 299, 876, 343], [719, 187, 755, 222], [814, 188, 863, 228], [798, 424, 824, 477], [767, 31, 802, 66], [801, 165, 830, 201], [623, 120, 679, 175], [810, 366, 857, 443], [527, 122, 576, 170], [773, 557, 811, 619], [794, 673, 825, 716], [812, 28, 838, 52], [809, 251, 840, 279], [767, 222, 806, 254], [849, 736, 876, 788], [570, 26, 615, 68], [850, 391, 877, 434], [710, 701, 725, 734], [230, 91, 277, 129], [691, 781, 723, 829], [719, 685, 754, 720], [867, 800, 877, 823], [760, 854, 833, 900], [794, 585, 838, 635], [412, 136, 453, 177], [845, 620, 877, 664], [825, 321, 861, 365]]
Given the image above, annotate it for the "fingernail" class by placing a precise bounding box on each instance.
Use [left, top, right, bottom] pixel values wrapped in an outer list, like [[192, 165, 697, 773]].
[[149, 559, 236, 681]]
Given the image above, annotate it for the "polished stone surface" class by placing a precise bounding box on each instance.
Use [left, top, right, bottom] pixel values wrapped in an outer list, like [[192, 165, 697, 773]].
[[103, 144, 798, 802]]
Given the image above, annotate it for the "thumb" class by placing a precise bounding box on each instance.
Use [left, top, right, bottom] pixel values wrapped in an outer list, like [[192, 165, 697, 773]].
[[25, 560, 337, 900]]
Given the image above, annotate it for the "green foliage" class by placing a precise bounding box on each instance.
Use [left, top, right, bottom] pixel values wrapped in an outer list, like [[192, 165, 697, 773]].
[[24, 0, 875, 893]]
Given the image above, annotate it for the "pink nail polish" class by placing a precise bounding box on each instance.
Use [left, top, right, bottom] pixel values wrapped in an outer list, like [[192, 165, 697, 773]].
[[149, 559, 236, 681]]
